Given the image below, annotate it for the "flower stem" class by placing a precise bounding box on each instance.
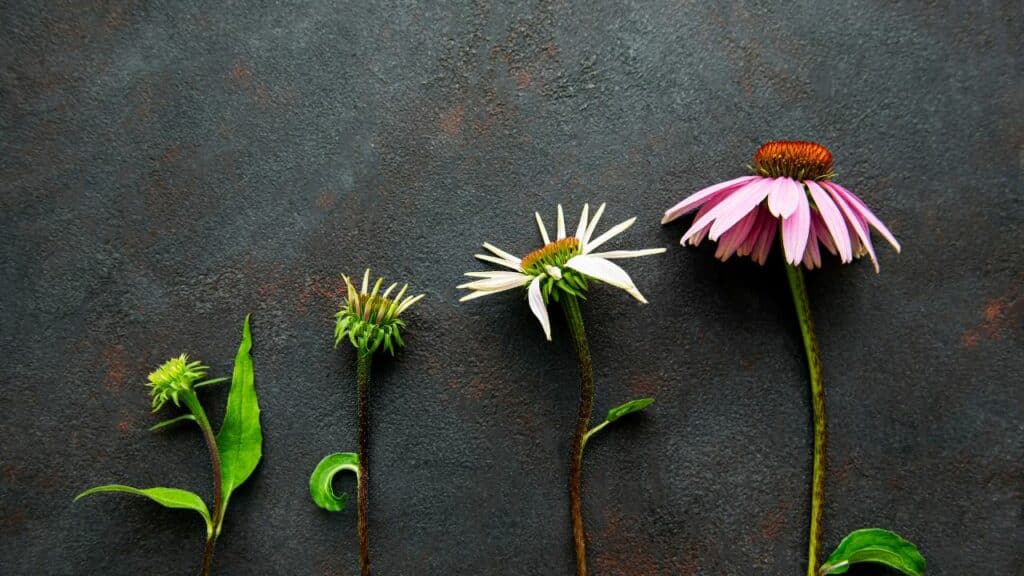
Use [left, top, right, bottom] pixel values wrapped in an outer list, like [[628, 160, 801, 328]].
[[356, 351, 373, 576], [784, 263, 827, 576], [562, 294, 593, 576], [182, 391, 222, 576]]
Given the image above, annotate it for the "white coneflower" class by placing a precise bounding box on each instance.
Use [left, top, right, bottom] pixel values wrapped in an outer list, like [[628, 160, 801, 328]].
[[459, 203, 665, 340]]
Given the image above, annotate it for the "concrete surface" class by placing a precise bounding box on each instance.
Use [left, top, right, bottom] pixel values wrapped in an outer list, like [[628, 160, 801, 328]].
[[1, 1, 1021, 574]]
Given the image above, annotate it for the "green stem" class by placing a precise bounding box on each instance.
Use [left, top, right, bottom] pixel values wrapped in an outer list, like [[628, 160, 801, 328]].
[[581, 420, 608, 450], [562, 294, 593, 576], [356, 352, 373, 576], [182, 391, 222, 576], [784, 263, 827, 576]]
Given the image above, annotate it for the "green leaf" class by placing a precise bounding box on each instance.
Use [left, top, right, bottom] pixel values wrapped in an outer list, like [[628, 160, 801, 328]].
[[149, 414, 197, 431], [215, 315, 262, 532], [820, 528, 927, 576], [309, 452, 360, 512], [74, 485, 212, 537], [606, 397, 655, 423]]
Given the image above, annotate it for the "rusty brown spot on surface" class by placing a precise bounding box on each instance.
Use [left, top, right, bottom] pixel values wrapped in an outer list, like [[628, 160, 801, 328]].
[[438, 105, 465, 136], [513, 69, 532, 88], [297, 275, 346, 315], [316, 193, 338, 210], [117, 418, 134, 434], [961, 279, 1023, 348], [102, 344, 129, 393], [229, 61, 255, 89], [2, 464, 16, 485]]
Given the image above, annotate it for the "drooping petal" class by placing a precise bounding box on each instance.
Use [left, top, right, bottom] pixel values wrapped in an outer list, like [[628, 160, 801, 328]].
[[738, 207, 769, 257], [583, 217, 636, 254], [475, 253, 522, 270], [715, 208, 759, 261], [827, 182, 901, 253], [565, 254, 647, 303], [457, 274, 532, 292], [482, 242, 521, 263], [535, 212, 551, 245], [811, 213, 837, 255], [586, 248, 667, 259], [574, 204, 589, 241], [822, 182, 879, 272], [661, 175, 759, 224], [464, 270, 531, 279], [708, 179, 774, 241], [680, 188, 734, 245], [803, 225, 822, 269], [527, 275, 552, 341], [556, 204, 566, 239], [805, 180, 852, 262], [583, 203, 606, 246], [751, 213, 779, 265], [767, 177, 801, 219], [781, 186, 811, 265]]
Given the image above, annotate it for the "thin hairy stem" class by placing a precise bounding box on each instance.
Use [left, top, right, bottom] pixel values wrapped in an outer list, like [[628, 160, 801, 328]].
[[356, 352, 373, 576], [182, 392, 222, 576], [562, 294, 593, 576], [785, 263, 827, 576]]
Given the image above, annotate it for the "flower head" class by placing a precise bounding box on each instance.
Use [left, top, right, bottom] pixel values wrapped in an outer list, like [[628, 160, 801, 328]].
[[146, 354, 207, 412], [459, 203, 666, 340], [662, 141, 901, 271], [335, 269, 424, 355]]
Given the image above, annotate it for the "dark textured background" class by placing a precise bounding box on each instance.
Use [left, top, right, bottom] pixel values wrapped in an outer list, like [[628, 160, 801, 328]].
[[1, 1, 1021, 575]]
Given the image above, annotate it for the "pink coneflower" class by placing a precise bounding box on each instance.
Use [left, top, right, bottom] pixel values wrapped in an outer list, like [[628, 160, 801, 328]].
[[661, 141, 901, 271]]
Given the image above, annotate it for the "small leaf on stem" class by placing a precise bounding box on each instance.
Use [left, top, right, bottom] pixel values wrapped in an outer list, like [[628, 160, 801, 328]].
[[819, 528, 926, 576], [309, 452, 359, 512], [149, 414, 197, 432], [606, 397, 654, 423]]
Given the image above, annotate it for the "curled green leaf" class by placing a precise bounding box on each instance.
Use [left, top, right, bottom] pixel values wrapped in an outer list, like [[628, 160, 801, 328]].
[[215, 315, 262, 534], [74, 484, 212, 538], [820, 528, 926, 576], [149, 414, 196, 432], [309, 452, 359, 512], [606, 397, 654, 423]]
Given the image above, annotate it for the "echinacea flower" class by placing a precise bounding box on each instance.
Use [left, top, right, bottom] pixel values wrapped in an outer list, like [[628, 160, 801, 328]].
[[146, 354, 208, 411], [335, 269, 424, 355], [661, 141, 900, 271], [459, 203, 665, 340]]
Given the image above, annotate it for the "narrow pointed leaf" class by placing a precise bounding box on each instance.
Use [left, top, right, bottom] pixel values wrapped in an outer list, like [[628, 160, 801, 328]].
[[309, 452, 360, 512], [606, 397, 655, 423], [216, 315, 262, 524], [149, 414, 196, 432], [820, 528, 926, 576], [74, 485, 212, 537]]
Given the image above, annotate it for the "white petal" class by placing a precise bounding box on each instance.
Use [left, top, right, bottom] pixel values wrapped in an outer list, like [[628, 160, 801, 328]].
[[586, 248, 666, 259], [535, 212, 550, 245], [482, 242, 521, 263], [556, 204, 566, 239], [574, 204, 589, 241], [528, 275, 552, 341], [459, 290, 503, 302], [396, 293, 425, 314], [464, 270, 530, 279], [457, 274, 532, 291], [583, 203, 606, 246], [583, 217, 636, 254], [382, 283, 398, 299], [565, 254, 647, 303], [361, 269, 370, 294], [475, 253, 522, 270]]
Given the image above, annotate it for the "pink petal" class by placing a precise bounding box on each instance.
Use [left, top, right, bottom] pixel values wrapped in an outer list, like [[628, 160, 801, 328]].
[[715, 208, 759, 261], [828, 182, 901, 253], [751, 213, 778, 265], [662, 175, 758, 224], [812, 213, 837, 255], [738, 208, 768, 257], [805, 180, 852, 262], [803, 225, 822, 269], [708, 179, 774, 241], [822, 181, 879, 272], [767, 177, 801, 218], [781, 186, 811, 265], [680, 185, 735, 244]]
